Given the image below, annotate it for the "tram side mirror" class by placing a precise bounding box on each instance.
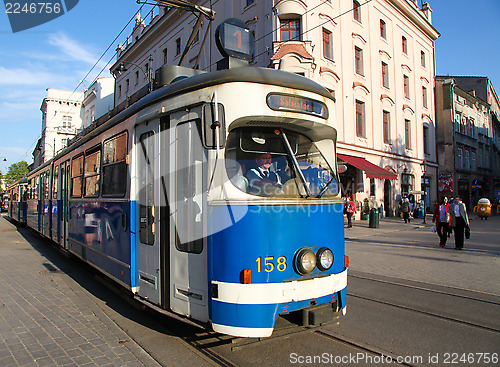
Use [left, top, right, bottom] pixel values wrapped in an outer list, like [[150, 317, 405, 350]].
[[202, 103, 226, 149], [337, 164, 347, 174]]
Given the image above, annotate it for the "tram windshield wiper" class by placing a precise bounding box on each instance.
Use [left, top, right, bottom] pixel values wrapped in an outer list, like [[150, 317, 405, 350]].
[[316, 176, 336, 198], [280, 130, 311, 198]]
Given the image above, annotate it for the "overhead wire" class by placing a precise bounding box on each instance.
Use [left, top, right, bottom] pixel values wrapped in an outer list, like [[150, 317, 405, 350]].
[[14, 0, 374, 166], [202, 0, 373, 71], [251, 0, 374, 63], [14, 2, 155, 166]]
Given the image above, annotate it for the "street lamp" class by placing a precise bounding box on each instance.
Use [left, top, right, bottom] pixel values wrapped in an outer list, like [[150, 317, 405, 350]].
[[420, 160, 427, 224], [116, 54, 154, 92]]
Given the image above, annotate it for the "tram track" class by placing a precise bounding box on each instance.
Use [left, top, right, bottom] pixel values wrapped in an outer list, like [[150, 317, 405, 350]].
[[350, 273, 500, 305], [347, 273, 500, 333], [315, 328, 415, 367]]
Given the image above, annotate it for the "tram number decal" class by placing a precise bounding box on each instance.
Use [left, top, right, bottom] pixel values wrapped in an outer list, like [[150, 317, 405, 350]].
[[256, 256, 287, 272]]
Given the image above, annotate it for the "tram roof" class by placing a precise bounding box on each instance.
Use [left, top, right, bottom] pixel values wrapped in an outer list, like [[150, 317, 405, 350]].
[[127, 66, 335, 123], [29, 67, 335, 175]]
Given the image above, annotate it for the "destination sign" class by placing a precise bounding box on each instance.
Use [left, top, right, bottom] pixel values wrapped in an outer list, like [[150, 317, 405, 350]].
[[266, 94, 328, 119]]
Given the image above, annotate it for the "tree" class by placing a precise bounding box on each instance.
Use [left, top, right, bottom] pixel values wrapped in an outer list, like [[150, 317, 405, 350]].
[[5, 161, 29, 187], [0, 170, 3, 192]]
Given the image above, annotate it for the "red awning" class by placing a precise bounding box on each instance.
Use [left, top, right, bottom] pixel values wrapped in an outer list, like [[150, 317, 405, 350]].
[[338, 154, 397, 180]]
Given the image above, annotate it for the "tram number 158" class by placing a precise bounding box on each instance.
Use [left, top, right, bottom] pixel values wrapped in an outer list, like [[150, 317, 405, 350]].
[[256, 256, 287, 272]]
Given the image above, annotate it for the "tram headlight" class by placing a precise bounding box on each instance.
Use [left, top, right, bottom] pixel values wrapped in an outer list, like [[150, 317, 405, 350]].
[[316, 247, 333, 271], [296, 248, 316, 275]]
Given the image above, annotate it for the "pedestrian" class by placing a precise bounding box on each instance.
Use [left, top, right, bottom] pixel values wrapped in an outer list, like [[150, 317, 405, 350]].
[[401, 197, 411, 223], [449, 195, 470, 250], [432, 197, 450, 247], [345, 194, 356, 228]]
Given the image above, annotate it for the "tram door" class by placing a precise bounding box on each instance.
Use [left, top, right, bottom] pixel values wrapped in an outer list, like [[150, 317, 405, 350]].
[[60, 161, 70, 249], [135, 121, 162, 305], [167, 111, 208, 322]]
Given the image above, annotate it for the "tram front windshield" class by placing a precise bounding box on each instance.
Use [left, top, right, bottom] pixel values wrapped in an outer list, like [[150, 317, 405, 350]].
[[226, 127, 339, 198]]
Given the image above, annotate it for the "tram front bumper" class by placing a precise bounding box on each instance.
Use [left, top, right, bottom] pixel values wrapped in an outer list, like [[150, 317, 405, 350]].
[[210, 268, 347, 337]]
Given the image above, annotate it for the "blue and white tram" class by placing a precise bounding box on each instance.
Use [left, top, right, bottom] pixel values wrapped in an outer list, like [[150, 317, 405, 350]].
[[6, 179, 27, 222], [7, 59, 347, 339]]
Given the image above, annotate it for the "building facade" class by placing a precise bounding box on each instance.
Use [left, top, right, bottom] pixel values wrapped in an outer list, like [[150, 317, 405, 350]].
[[81, 77, 114, 129], [37, 88, 84, 165], [111, 0, 439, 216], [435, 77, 500, 208]]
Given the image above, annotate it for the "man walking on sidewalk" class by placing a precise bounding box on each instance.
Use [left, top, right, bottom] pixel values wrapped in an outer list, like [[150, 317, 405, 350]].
[[449, 195, 469, 250]]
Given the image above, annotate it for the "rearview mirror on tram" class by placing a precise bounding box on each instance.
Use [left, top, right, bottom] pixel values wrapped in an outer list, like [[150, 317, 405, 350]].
[[202, 103, 226, 149]]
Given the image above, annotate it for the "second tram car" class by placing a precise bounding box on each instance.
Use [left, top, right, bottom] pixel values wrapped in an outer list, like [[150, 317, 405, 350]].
[[7, 20, 347, 338]]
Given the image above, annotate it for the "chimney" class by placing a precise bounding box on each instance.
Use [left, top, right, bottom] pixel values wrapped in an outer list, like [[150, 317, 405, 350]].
[[422, 2, 433, 23]]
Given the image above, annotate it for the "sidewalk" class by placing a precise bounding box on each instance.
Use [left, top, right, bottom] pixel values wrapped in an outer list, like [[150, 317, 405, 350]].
[[344, 212, 500, 296], [0, 216, 214, 367]]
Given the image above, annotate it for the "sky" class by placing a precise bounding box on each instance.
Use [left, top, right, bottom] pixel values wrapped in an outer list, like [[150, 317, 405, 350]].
[[0, 0, 499, 176]]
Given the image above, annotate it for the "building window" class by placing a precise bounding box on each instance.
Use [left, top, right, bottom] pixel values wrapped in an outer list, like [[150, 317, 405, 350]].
[[457, 147, 463, 169], [422, 86, 428, 108], [163, 48, 168, 64], [382, 62, 389, 88], [355, 47, 364, 75], [370, 178, 375, 197], [176, 38, 181, 56], [118, 85, 122, 98], [405, 119, 411, 149], [402, 36, 408, 54], [383, 110, 390, 144], [355, 100, 365, 138], [380, 19, 386, 39], [62, 115, 72, 128], [61, 138, 68, 148], [322, 28, 333, 59], [353, 0, 361, 22], [464, 149, 469, 170], [471, 152, 476, 171], [246, 0, 255, 7], [478, 149, 482, 167], [135, 71, 139, 85], [280, 18, 301, 41], [423, 125, 429, 154], [469, 118, 475, 137], [125, 79, 129, 92], [401, 173, 414, 197], [454, 112, 461, 131], [403, 75, 410, 99], [421, 50, 426, 67]]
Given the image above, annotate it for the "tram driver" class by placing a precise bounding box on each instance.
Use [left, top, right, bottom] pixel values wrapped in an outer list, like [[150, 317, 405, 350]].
[[246, 153, 283, 195]]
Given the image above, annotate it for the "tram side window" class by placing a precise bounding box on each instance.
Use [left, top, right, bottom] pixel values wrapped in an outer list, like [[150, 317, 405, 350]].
[[53, 166, 59, 200], [138, 131, 155, 245], [71, 155, 84, 197], [27, 179, 32, 200], [175, 120, 204, 254], [42, 171, 50, 200], [84, 147, 101, 198], [34, 176, 39, 200], [102, 132, 128, 197], [40, 173, 46, 200]]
